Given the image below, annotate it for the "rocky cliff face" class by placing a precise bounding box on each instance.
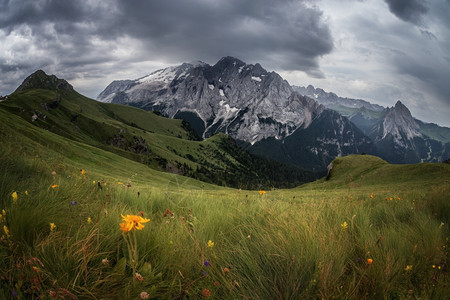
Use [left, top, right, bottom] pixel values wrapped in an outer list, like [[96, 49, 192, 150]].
[[97, 57, 377, 170], [98, 57, 326, 144]]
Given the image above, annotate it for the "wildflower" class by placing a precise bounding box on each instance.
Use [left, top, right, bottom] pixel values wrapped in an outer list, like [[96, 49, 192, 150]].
[[163, 209, 174, 217], [356, 257, 361, 263], [259, 190, 266, 195], [102, 258, 109, 265], [93, 180, 96, 184], [52, 171, 56, 176], [49, 290, 57, 298], [247, 235, 251, 239], [3, 225, 9, 236], [71, 201, 77, 205], [12, 290, 18, 297], [87, 217, 92, 224], [214, 281, 221, 286], [118, 181, 123, 185], [201, 288, 211, 297], [204, 260, 210, 267], [11, 191, 18, 202], [51, 184, 59, 189], [439, 222, 444, 229], [404, 265, 413, 271], [119, 214, 150, 232], [432, 264, 436, 269], [2, 209, 5, 215], [140, 291, 150, 299], [341, 221, 348, 230], [367, 258, 373, 265], [223, 267, 230, 274], [50, 223, 56, 232], [369, 194, 374, 198], [207, 240, 215, 248], [25, 190, 29, 196], [135, 272, 144, 282], [80, 169, 86, 176]]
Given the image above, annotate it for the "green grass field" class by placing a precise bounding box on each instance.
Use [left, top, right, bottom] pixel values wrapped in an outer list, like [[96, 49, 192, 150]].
[[0, 91, 449, 299]]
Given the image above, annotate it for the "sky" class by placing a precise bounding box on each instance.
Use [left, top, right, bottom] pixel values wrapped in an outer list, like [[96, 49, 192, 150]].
[[1, 0, 449, 127]]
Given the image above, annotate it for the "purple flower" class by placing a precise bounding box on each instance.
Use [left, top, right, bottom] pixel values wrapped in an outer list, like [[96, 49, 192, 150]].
[[356, 257, 361, 263], [12, 290, 18, 297], [71, 201, 77, 205], [203, 271, 208, 276], [204, 260, 210, 267]]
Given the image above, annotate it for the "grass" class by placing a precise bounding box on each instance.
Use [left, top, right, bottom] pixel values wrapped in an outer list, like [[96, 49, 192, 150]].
[[0, 95, 449, 298]]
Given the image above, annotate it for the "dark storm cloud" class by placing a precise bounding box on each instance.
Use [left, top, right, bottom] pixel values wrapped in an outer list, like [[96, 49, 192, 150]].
[[0, 0, 333, 96], [111, 0, 333, 74], [384, 0, 429, 25]]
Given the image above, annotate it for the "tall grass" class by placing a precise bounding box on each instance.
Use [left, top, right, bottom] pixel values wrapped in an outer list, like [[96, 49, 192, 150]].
[[0, 133, 448, 298]]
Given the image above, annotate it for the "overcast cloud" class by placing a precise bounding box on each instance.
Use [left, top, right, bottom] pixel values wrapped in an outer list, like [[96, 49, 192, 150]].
[[1, 0, 449, 126]]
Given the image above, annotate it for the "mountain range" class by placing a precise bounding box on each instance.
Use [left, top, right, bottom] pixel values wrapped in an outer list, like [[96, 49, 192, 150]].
[[295, 85, 450, 164], [97, 56, 450, 170]]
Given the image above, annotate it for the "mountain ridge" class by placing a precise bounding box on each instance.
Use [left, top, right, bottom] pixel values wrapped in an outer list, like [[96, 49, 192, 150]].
[[97, 57, 377, 171]]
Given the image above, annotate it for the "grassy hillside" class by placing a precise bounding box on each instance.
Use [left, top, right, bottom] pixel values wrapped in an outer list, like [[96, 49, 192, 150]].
[[0, 102, 448, 299], [1, 74, 316, 189]]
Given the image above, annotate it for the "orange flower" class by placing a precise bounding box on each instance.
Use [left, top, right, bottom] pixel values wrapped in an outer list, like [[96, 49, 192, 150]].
[[119, 214, 150, 232], [367, 258, 373, 265], [201, 288, 211, 297], [259, 190, 266, 195], [51, 184, 59, 189]]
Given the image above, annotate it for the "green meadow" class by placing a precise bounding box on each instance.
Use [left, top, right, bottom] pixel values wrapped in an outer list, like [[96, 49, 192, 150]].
[[0, 90, 449, 299]]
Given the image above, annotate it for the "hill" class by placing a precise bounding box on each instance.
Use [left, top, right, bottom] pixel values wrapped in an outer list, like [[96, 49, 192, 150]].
[[0, 70, 318, 189]]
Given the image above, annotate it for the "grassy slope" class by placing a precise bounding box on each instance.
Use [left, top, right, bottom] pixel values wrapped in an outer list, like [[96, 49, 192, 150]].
[[0, 102, 448, 299], [2, 88, 314, 188]]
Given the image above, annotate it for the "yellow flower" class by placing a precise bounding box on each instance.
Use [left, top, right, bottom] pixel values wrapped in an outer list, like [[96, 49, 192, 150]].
[[11, 191, 18, 202], [50, 223, 56, 232], [404, 265, 413, 271], [118, 181, 123, 185], [341, 221, 348, 230], [432, 264, 436, 269], [93, 180, 96, 184], [207, 240, 215, 248], [87, 217, 92, 224], [259, 190, 266, 195], [3, 225, 9, 236], [119, 214, 150, 232], [25, 190, 29, 196], [51, 184, 59, 189]]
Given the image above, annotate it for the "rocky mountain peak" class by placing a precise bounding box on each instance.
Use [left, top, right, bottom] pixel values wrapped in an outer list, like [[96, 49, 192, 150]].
[[15, 70, 73, 93], [381, 100, 421, 141]]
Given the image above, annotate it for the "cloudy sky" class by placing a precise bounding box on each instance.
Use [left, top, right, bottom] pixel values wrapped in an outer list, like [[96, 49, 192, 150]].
[[1, 0, 449, 126]]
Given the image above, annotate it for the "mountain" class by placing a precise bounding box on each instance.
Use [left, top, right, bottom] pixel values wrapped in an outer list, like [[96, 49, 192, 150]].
[[98, 56, 376, 171], [367, 101, 449, 163], [293, 84, 385, 114], [1, 70, 319, 189], [295, 85, 450, 163]]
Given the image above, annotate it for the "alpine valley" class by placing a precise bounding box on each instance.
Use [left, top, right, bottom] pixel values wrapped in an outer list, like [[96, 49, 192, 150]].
[[97, 56, 450, 170]]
